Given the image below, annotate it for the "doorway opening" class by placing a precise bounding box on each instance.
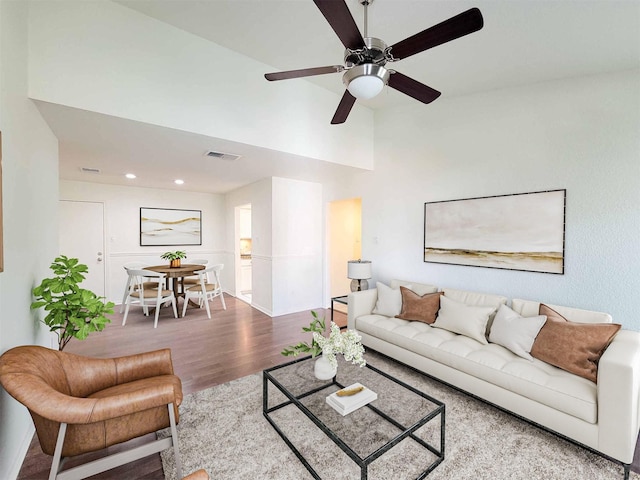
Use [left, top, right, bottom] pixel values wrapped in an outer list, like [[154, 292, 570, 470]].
[[235, 204, 252, 304], [327, 198, 362, 327]]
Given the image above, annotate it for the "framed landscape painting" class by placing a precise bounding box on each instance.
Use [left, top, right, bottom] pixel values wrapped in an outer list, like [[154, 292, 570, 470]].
[[424, 190, 566, 274], [140, 207, 202, 246]]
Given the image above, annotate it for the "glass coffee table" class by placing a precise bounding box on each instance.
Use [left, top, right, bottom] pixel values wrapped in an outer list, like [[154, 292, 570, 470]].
[[263, 354, 445, 479]]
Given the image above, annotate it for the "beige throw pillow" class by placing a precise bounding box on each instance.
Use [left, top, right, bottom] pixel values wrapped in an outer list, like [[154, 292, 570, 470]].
[[395, 287, 442, 324], [372, 282, 410, 317], [488, 304, 546, 360], [433, 296, 496, 344]]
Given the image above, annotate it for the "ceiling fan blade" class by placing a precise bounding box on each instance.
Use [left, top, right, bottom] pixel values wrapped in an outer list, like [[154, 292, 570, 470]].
[[387, 71, 441, 104], [331, 90, 356, 125], [389, 8, 483, 61], [314, 0, 365, 50], [265, 65, 344, 81]]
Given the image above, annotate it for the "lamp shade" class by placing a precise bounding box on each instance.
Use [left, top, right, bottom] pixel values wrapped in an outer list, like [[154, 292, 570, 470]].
[[347, 260, 372, 280], [343, 64, 390, 100]]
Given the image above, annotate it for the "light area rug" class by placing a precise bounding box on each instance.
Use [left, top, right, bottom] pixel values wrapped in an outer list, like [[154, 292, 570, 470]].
[[159, 352, 638, 480]]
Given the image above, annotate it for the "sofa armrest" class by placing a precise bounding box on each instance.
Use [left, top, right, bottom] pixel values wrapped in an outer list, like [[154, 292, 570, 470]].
[[597, 330, 640, 463], [347, 289, 378, 330]]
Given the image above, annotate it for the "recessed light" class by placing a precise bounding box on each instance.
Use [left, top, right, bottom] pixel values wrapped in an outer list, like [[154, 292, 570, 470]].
[[125, 173, 136, 179], [174, 179, 184, 185]]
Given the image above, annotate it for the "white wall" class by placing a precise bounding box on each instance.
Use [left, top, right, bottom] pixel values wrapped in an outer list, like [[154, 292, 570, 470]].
[[224, 177, 323, 316], [60, 181, 226, 304], [0, 1, 60, 478], [28, 0, 374, 170], [327, 70, 640, 331], [271, 177, 323, 316]]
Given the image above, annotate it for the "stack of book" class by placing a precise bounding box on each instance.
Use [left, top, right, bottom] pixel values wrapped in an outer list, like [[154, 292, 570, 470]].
[[326, 383, 377, 416]]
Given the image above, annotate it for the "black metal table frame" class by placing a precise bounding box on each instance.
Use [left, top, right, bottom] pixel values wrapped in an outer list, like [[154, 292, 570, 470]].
[[330, 295, 349, 326], [263, 356, 445, 480]]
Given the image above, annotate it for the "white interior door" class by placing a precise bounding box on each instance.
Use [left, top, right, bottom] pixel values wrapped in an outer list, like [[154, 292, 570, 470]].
[[59, 200, 105, 297]]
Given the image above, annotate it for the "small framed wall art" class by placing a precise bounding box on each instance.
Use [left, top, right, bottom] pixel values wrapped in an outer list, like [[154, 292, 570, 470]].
[[140, 207, 202, 246], [424, 189, 566, 274]]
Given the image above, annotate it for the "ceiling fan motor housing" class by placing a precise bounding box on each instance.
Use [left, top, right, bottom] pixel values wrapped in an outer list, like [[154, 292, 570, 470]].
[[344, 37, 388, 68]]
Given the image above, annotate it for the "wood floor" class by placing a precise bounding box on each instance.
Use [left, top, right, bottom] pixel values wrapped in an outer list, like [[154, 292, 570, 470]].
[[15, 294, 640, 479]]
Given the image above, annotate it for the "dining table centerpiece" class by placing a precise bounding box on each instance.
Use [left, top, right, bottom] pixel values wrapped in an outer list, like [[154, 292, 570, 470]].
[[160, 250, 187, 268], [282, 311, 366, 380]]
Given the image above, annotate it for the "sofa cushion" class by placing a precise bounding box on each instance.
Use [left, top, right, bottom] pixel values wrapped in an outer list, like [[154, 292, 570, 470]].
[[444, 288, 507, 309], [390, 280, 438, 296], [355, 314, 597, 423], [511, 299, 612, 324], [433, 296, 496, 345], [488, 304, 546, 360], [530, 304, 621, 383], [396, 287, 442, 324], [372, 282, 409, 317]]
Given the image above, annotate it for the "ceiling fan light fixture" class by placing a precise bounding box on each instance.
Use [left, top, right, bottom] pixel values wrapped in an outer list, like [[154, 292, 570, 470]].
[[343, 64, 389, 99]]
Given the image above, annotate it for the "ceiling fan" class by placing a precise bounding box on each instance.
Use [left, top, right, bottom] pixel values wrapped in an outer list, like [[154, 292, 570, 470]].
[[264, 0, 483, 124]]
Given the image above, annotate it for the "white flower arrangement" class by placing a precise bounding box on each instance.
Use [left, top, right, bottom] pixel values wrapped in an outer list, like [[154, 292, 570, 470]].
[[313, 321, 366, 370], [281, 311, 366, 370]]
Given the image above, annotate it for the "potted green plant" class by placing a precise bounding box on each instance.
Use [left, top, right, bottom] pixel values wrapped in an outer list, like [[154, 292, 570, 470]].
[[282, 311, 366, 380], [31, 255, 115, 351], [160, 250, 187, 268]]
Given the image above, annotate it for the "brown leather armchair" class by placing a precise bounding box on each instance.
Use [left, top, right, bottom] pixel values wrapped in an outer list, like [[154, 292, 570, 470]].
[[0, 345, 183, 480], [183, 469, 210, 480]]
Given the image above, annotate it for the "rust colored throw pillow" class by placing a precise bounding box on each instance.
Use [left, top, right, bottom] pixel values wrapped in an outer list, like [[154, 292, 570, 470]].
[[395, 287, 442, 324], [530, 304, 621, 383]]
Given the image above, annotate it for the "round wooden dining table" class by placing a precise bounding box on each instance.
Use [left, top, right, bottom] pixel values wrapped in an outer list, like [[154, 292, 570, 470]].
[[145, 264, 205, 297]]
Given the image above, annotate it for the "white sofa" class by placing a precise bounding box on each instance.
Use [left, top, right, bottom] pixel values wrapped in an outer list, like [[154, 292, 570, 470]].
[[347, 280, 640, 478]]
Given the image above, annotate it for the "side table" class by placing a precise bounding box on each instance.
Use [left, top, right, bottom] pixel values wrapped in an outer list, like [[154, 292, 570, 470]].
[[331, 295, 348, 329]]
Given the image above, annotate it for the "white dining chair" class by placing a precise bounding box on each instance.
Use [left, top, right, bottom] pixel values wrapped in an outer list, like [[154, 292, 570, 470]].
[[122, 269, 177, 328], [182, 264, 226, 319], [120, 262, 151, 313], [182, 258, 209, 286]]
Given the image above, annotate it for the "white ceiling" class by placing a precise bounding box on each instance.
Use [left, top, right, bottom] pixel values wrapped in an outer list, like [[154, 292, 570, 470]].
[[42, 0, 640, 194]]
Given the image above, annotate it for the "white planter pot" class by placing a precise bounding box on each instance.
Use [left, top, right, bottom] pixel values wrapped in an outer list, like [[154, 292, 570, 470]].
[[314, 355, 337, 380]]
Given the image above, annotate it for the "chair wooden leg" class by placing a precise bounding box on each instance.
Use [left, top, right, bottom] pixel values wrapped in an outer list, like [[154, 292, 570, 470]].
[[49, 422, 67, 480], [168, 402, 183, 479], [220, 292, 226, 310], [181, 295, 189, 318], [153, 301, 161, 328], [204, 294, 211, 319], [171, 297, 178, 318], [122, 302, 131, 326]]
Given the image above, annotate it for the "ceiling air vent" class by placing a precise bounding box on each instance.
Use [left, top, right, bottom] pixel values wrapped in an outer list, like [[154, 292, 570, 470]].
[[80, 167, 101, 174], [205, 150, 241, 161]]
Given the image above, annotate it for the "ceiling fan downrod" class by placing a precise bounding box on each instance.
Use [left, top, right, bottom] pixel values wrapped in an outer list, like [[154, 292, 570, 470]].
[[361, 0, 371, 38]]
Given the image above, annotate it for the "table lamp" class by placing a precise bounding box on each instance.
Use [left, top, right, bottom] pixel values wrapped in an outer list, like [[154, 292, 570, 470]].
[[347, 260, 372, 292]]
